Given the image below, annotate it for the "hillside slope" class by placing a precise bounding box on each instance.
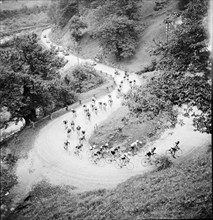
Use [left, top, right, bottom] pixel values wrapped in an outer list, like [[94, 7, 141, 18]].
[[8, 144, 212, 219], [49, 0, 178, 72]]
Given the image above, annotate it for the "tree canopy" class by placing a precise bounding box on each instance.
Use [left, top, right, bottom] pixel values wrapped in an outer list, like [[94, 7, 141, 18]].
[[124, 0, 211, 134], [95, 15, 140, 60], [0, 33, 76, 126], [69, 15, 87, 43]]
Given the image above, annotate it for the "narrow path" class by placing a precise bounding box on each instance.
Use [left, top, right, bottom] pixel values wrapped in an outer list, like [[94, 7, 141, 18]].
[[10, 28, 211, 206]]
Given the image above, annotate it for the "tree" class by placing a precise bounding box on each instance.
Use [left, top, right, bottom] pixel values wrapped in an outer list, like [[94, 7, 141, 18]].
[[69, 15, 87, 43], [69, 15, 87, 63], [124, 0, 211, 133], [57, 0, 78, 27], [0, 33, 76, 125], [95, 15, 141, 60]]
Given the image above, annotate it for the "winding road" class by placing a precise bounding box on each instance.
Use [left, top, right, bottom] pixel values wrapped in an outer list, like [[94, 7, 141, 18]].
[[11, 28, 211, 205]]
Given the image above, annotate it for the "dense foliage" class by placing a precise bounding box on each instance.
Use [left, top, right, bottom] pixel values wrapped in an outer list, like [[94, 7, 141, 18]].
[[0, 33, 76, 126], [69, 15, 87, 43], [0, 4, 48, 21], [48, 0, 78, 27], [64, 64, 104, 93], [124, 0, 211, 133], [94, 15, 141, 60], [48, 0, 142, 60]]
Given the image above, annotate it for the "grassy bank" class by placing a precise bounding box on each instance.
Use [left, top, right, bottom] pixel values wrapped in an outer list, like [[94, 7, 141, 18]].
[[6, 144, 212, 220]]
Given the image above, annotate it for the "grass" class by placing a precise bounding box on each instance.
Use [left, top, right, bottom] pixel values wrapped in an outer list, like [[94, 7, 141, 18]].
[[6, 145, 212, 219], [1, 12, 49, 33], [89, 105, 171, 154], [1, 0, 51, 11]]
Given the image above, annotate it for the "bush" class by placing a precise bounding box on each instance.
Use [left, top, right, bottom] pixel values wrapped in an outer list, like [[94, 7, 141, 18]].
[[136, 59, 157, 74], [155, 155, 173, 171]]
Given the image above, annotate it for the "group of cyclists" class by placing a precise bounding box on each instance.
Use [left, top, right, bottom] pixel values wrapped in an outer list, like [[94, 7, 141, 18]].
[[62, 91, 116, 156], [60, 67, 181, 167]]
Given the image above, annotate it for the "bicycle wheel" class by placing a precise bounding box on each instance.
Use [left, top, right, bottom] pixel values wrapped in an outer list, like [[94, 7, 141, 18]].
[[137, 150, 145, 157], [88, 157, 95, 165], [114, 161, 123, 169], [86, 150, 92, 156], [141, 158, 149, 167], [105, 157, 113, 164], [175, 149, 183, 157], [96, 159, 105, 167], [126, 162, 134, 170], [166, 149, 172, 157], [74, 151, 82, 160]]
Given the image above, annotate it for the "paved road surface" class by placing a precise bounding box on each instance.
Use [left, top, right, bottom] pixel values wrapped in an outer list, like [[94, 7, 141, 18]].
[[10, 29, 211, 206]]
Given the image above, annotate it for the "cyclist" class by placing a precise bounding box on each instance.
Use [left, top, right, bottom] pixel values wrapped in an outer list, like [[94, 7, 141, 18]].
[[71, 109, 77, 117], [120, 152, 130, 165], [100, 142, 109, 153], [67, 128, 72, 138], [133, 80, 136, 85], [98, 102, 103, 110], [94, 107, 98, 115], [70, 120, 75, 131], [76, 125, 81, 136], [92, 97, 96, 104], [86, 112, 91, 121], [91, 103, 95, 110], [103, 102, 107, 111], [110, 146, 120, 157], [146, 147, 156, 159], [114, 69, 119, 75], [170, 141, 180, 158], [75, 143, 83, 153], [130, 142, 137, 154], [64, 140, 70, 150], [63, 120, 68, 130], [81, 130, 86, 141], [84, 107, 89, 115], [102, 142, 109, 150], [79, 135, 85, 144], [108, 98, 113, 107], [90, 144, 97, 151]]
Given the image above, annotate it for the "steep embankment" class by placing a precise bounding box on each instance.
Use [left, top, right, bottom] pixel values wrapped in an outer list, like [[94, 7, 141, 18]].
[[49, 0, 178, 72]]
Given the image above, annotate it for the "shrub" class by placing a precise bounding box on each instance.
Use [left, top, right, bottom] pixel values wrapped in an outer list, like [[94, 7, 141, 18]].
[[155, 155, 173, 171]]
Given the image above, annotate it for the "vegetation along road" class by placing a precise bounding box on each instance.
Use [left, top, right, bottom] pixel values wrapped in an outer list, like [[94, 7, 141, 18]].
[[9, 28, 211, 209]]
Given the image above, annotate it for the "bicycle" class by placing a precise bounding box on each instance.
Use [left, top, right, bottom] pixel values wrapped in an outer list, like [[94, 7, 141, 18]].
[[166, 147, 183, 158], [88, 154, 105, 167], [114, 158, 134, 170], [141, 153, 158, 167], [73, 148, 83, 159], [105, 154, 117, 164]]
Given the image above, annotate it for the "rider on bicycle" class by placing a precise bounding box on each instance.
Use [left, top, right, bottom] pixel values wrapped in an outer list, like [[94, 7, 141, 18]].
[[75, 143, 83, 151], [146, 147, 156, 159], [64, 140, 70, 150], [170, 141, 180, 158], [70, 120, 75, 131], [120, 152, 130, 164]]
